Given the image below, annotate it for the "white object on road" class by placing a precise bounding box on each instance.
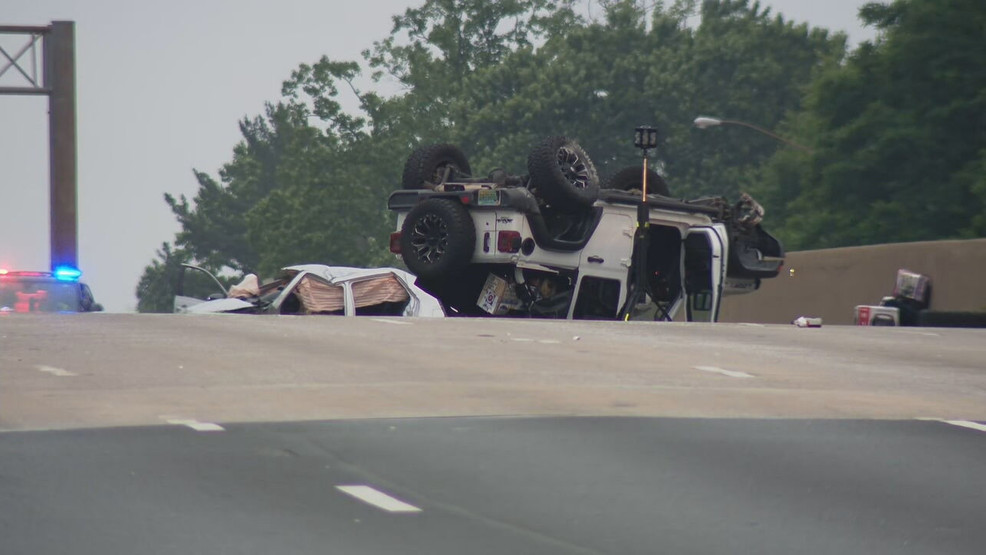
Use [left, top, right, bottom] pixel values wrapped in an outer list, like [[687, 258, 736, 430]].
[[793, 316, 822, 328]]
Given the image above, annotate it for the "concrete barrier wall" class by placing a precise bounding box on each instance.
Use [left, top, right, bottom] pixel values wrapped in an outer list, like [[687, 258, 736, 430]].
[[719, 238, 986, 325]]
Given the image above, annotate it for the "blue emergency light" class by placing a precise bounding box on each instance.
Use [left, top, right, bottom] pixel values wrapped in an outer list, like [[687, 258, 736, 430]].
[[53, 266, 82, 281]]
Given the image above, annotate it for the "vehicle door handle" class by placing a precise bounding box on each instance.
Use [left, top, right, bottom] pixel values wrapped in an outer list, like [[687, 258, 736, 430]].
[[587, 256, 604, 263]]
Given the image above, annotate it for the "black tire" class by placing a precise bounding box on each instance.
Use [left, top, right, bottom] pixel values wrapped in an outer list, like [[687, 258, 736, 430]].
[[527, 136, 600, 212], [604, 165, 671, 197], [400, 199, 475, 280], [401, 144, 471, 189]]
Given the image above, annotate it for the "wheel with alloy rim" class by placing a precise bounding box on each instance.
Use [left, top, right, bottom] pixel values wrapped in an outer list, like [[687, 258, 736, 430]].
[[400, 199, 475, 280], [401, 144, 472, 189], [527, 136, 600, 212]]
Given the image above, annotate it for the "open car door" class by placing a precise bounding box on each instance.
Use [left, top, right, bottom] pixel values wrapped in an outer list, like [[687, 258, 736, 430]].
[[683, 228, 725, 322], [173, 264, 229, 313]]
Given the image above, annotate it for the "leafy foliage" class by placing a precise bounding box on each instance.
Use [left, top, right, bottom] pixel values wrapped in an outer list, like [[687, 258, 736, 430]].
[[135, 242, 190, 313], [445, 0, 844, 201], [756, 0, 986, 249]]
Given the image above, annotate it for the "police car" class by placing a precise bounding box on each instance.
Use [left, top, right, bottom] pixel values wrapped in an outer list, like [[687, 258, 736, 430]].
[[0, 267, 103, 313]]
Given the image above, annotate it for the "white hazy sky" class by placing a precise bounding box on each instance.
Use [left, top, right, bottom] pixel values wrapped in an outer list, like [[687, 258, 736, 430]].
[[1, 0, 876, 312]]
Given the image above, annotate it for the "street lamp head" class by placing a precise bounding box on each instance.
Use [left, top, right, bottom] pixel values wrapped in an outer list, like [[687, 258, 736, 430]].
[[692, 115, 813, 152], [693, 116, 722, 129]]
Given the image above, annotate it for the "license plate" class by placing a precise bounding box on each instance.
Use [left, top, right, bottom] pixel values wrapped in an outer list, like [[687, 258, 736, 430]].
[[477, 189, 500, 206], [477, 274, 507, 314]]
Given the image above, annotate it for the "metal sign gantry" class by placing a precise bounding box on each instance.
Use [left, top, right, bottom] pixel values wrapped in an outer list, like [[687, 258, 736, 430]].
[[1, 21, 77, 272]]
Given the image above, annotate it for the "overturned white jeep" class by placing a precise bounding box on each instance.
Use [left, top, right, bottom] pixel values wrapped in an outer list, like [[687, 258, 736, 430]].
[[388, 136, 783, 321]]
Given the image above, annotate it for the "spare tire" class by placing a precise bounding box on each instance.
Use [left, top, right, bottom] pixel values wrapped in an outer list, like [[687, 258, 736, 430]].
[[604, 166, 671, 197], [400, 198, 475, 280], [401, 144, 471, 189], [527, 136, 599, 212]]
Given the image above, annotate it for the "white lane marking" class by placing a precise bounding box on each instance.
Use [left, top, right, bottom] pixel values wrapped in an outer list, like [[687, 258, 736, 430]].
[[36, 365, 76, 377], [537, 339, 561, 344], [510, 338, 534, 342], [693, 366, 754, 379], [943, 420, 986, 433], [336, 485, 422, 513], [740, 323, 766, 328], [371, 318, 412, 325], [167, 419, 225, 432], [899, 331, 940, 337]]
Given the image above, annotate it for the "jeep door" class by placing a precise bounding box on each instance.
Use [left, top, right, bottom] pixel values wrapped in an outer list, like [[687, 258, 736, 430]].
[[568, 210, 635, 319], [682, 227, 726, 322]]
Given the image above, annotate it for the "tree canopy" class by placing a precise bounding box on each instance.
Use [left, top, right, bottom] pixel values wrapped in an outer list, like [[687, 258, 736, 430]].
[[136, 0, 984, 312], [754, 0, 986, 249]]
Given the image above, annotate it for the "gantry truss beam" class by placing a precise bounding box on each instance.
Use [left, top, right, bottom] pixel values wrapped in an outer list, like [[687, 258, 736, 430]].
[[0, 25, 49, 95]]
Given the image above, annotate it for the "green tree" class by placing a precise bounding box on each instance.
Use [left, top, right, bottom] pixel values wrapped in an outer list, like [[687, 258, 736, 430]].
[[134, 242, 191, 313], [666, 0, 844, 199], [448, 0, 844, 199], [365, 0, 579, 95], [164, 102, 319, 273], [758, 0, 986, 249]]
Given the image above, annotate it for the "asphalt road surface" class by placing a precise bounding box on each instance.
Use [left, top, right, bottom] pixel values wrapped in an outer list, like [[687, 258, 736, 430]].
[[2, 314, 985, 554]]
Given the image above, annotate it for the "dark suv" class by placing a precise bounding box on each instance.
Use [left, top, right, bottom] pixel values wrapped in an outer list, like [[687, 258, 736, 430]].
[[0, 268, 103, 313]]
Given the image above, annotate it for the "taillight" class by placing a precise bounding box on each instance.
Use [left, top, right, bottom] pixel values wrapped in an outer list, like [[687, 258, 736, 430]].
[[497, 231, 522, 253], [389, 232, 402, 254]]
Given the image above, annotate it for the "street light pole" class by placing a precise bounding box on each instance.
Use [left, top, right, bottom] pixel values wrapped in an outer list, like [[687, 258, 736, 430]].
[[693, 116, 812, 152]]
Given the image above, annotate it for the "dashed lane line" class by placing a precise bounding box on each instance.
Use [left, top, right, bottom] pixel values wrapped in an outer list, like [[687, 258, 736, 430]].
[[943, 420, 986, 433], [336, 485, 422, 513], [166, 419, 225, 432], [916, 418, 986, 433], [371, 319, 412, 325], [36, 365, 76, 377], [693, 366, 755, 379], [899, 331, 941, 337]]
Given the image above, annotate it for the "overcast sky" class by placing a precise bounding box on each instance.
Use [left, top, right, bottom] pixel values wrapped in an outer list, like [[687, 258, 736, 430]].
[[0, 0, 876, 312]]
